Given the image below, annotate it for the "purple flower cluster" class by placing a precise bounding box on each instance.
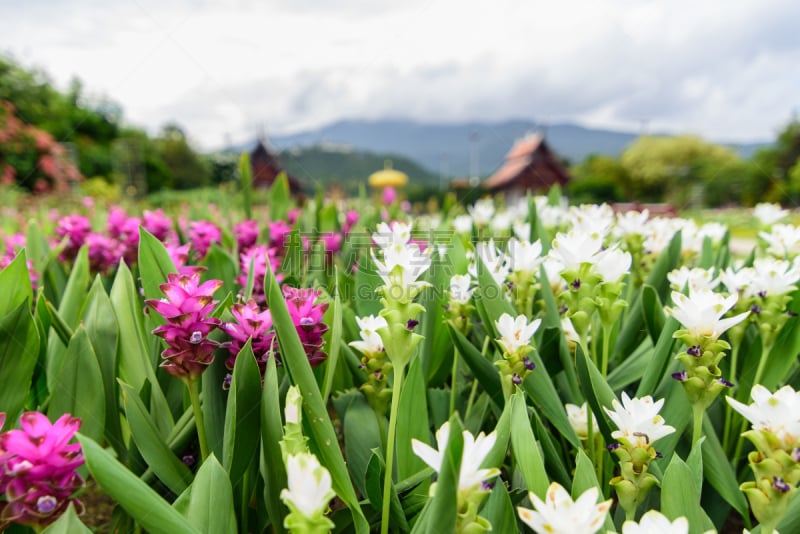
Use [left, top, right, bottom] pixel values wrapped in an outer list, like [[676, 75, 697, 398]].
[[146, 267, 223, 379], [187, 220, 222, 260], [222, 300, 276, 386], [237, 245, 284, 305], [0, 234, 40, 289], [0, 412, 84, 529], [234, 220, 260, 253], [283, 286, 329, 367]]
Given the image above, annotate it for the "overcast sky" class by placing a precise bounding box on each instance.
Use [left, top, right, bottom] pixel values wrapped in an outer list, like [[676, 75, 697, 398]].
[[2, 0, 799, 150]]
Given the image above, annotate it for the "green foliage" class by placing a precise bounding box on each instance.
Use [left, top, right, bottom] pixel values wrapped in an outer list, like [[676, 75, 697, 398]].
[[568, 154, 629, 203]]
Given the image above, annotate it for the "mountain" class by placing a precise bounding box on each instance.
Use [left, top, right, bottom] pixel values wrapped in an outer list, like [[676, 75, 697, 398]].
[[267, 119, 769, 177], [277, 145, 439, 191]]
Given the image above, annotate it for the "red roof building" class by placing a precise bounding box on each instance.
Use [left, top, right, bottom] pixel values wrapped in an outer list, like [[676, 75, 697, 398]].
[[250, 139, 304, 194], [483, 133, 571, 195]]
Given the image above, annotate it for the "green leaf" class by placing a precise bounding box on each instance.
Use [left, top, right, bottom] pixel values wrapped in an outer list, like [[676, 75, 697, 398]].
[[701, 416, 750, 521], [447, 325, 504, 409], [354, 252, 383, 317], [260, 355, 287, 534], [119, 381, 192, 496], [269, 172, 291, 222], [341, 391, 383, 498], [322, 282, 343, 401], [82, 276, 124, 455], [77, 435, 198, 534], [223, 339, 262, 486], [46, 246, 90, 392], [48, 326, 105, 442], [522, 350, 582, 450], [0, 249, 33, 317], [174, 454, 237, 533], [265, 267, 369, 533], [41, 502, 92, 534], [0, 300, 39, 424], [419, 247, 453, 384], [110, 262, 174, 437], [572, 450, 615, 533], [239, 152, 253, 220], [636, 317, 680, 397], [510, 392, 549, 498], [616, 231, 681, 356], [661, 453, 713, 534], [138, 227, 178, 303], [574, 344, 615, 444], [201, 244, 238, 298], [641, 284, 666, 344], [479, 480, 516, 534], [364, 450, 409, 530], [396, 356, 430, 480]]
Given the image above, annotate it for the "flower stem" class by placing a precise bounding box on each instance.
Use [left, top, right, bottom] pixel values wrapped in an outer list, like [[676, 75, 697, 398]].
[[381, 364, 406, 534], [691, 403, 705, 445], [722, 345, 740, 452], [449, 347, 460, 415], [601, 325, 611, 377], [187, 377, 209, 463]]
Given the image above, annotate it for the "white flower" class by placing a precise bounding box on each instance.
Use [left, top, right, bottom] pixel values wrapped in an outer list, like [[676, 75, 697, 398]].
[[720, 266, 753, 295], [539, 204, 568, 229], [666, 288, 749, 340], [517, 482, 611, 534], [673, 219, 704, 254], [507, 238, 543, 274], [621, 510, 689, 534], [349, 315, 388, 356], [453, 215, 473, 234], [614, 209, 650, 238], [540, 257, 566, 290], [490, 210, 513, 233], [372, 243, 431, 293], [642, 217, 680, 255], [449, 274, 474, 304], [469, 240, 510, 286], [550, 230, 604, 271], [760, 224, 800, 258], [668, 267, 720, 293], [569, 204, 615, 236], [372, 221, 412, 251], [513, 221, 531, 241], [698, 222, 728, 244], [603, 392, 676, 448], [726, 384, 800, 450], [280, 453, 336, 519], [754, 203, 789, 226], [495, 313, 541, 354], [592, 246, 632, 283], [411, 421, 499, 493], [284, 386, 303, 425], [561, 316, 580, 344], [746, 258, 800, 298], [468, 198, 496, 226], [566, 402, 597, 440]]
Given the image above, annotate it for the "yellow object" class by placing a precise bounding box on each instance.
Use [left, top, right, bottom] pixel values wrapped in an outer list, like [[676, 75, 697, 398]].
[[368, 160, 408, 188]]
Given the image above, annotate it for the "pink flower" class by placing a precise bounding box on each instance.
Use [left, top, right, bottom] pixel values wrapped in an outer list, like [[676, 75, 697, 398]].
[[321, 232, 343, 254], [187, 221, 222, 260], [238, 245, 284, 305], [382, 186, 397, 205], [165, 242, 191, 270], [143, 209, 175, 243], [288, 208, 302, 225], [283, 286, 329, 367], [146, 267, 222, 378], [222, 300, 276, 386], [85, 233, 120, 274], [55, 214, 91, 260], [0, 412, 85, 528], [343, 210, 359, 234], [234, 220, 260, 253], [268, 220, 292, 251]]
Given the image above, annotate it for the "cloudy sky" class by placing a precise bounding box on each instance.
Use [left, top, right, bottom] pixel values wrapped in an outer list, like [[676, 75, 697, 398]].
[[2, 0, 799, 149]]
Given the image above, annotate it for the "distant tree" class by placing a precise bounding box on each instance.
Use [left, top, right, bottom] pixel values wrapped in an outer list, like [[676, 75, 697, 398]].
[[620, 135, 741, 206], [746, 118, 800, 204], [567, 154, 629, 203], [154, 123, 211, 190]]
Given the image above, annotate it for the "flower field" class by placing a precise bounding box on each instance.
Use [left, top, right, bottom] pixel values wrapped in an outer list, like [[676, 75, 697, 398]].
[[1, 180, 800, 533]]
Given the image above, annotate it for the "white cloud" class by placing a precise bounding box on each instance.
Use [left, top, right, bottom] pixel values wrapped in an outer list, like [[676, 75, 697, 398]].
[[1, 0, 799, 149]]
